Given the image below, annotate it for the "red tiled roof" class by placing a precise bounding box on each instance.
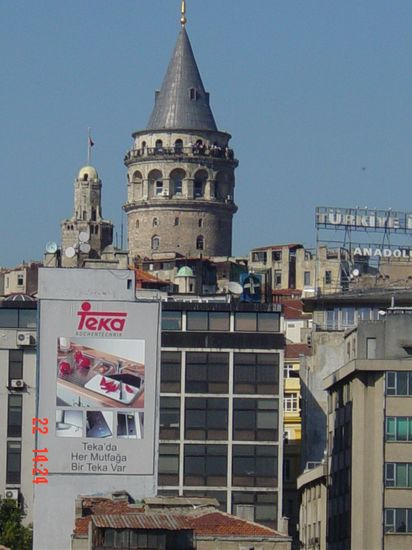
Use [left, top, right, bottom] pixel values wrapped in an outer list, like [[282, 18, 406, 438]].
[[282, 299, 304, 319], [187, 511, 282, 537], [285, 343, 311, 359], [74, 498, 144, 535], [134, 268, 169, 285]]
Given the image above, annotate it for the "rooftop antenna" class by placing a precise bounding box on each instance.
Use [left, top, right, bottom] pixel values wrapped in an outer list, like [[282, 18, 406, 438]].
[[87, 127, 94, 165], [181, 0, 187, 27]]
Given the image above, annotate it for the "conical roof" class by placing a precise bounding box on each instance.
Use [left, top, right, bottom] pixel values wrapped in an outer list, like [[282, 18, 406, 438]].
[[147, 28, 217, 132]]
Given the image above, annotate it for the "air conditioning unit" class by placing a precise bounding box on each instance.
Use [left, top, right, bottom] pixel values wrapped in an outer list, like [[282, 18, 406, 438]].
[[4, 489, 19, 501], [16, 331, 32, 346], [10, 379, 25, 390]]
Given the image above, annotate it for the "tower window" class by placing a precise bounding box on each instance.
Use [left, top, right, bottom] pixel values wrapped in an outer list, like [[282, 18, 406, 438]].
[[194, 181, 203, 198], [91, 208, 96, 221], [155, 139, 163, 152], [156, 180, 163, 195], [152, 236, 160, 250], [190, 88, 199, 101], [174, 217, 179, 226], [153, 218, 159, 227], [198, 219, 203, 228], [174, 139, 183, 154], [83, 173, 88, 181], [196, 235, 204, 250], [136, 219, 139, 228]]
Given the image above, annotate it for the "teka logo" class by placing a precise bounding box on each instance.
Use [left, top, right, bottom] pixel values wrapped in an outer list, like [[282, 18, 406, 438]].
[[77, 302, 127, 333]]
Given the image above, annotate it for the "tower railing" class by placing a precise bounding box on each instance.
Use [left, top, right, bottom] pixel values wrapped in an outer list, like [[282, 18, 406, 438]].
[[124, 145, 236, 165]]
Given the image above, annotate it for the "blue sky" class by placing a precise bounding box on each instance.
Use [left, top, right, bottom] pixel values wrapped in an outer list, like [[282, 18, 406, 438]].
[[1, 1, 412, 266]]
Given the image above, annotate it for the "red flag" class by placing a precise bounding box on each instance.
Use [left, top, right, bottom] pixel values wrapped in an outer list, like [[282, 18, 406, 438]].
[[89, 137, 94, 147]]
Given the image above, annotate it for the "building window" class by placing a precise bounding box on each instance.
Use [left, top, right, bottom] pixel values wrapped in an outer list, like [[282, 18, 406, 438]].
[[284, 392, 299, 412], [185, 352, 229, 393], [17, 274, 24, 286], [158, 444, 179, 486], [9, 350, 23, 381], [196, 236, 204, 250], [184, 444, 227, 486], [386, 372, 412, 396], [366, 337, 377, 359], [251, 251, 267, 263], [233, 399, 278, 441], [186, 311, 230, 332], [189, 88, 199, 101], [8, 395, 23, 438], [232, 492, 277, 527], [386, 417, 412, 441], [234, 312, 280, 333], [272, 250, 282, 262], [151, 235, 160, 250], [185, 398, 228, 440], [284, 364, 299, 378], [232, 445, 278, 487], [6, 441, 21, 484], [161, 311, 182, 331], [0, 310, 18, 328], [304, 271, 311, 286], [233, 353, 279, 395], [325, 271, 332, 284], [174, 217, 179, 226], [160, 351, 181, 393], [159, 397, 180, 440], [385, 463, 412, 488], [384, 508, 412, 533], [274, 270, 282, 287]]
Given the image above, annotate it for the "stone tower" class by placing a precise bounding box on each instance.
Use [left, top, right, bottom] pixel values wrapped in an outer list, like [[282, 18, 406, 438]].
[[124, 18, 238, 261], [60, 165, 114, 267]]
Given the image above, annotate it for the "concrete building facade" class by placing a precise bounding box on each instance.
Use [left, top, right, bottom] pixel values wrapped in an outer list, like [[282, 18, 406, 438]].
[[158, 301, 285, 531], [124, 22, 238, 260]]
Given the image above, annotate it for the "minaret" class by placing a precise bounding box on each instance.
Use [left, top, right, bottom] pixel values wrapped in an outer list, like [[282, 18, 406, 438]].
[[60, 165, 114, 267], [124, 3, 238, 260]]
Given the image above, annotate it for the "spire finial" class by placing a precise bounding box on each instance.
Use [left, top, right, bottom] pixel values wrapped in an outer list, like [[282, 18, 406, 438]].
[[180, 0, 187, 27]]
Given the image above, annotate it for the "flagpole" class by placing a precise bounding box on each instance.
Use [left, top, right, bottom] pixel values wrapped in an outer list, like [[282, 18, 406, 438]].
[[87, 127, 91, 165]]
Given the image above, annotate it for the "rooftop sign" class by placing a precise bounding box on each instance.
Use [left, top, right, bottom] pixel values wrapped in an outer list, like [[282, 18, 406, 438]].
[[316, 206, 412, 234]]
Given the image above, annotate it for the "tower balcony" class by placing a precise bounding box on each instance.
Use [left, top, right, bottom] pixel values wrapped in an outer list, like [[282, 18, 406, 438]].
[[124, 145, 238, 167]]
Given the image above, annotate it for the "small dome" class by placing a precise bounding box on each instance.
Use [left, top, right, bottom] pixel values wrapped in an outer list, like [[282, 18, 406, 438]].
[[4, 293, 36, 302], [78, 165, 98, 181], [176, 266, 194, 277]]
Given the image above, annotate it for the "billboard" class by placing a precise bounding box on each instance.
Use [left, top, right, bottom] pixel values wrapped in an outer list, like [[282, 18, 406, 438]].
[[316, 206, 412, 234], [34, 295, 160, 549], [35, 300, 159, 476]]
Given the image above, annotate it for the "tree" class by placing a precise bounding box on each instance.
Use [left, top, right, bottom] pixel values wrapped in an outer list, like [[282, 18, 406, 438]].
[[0, 499, 32, 550]]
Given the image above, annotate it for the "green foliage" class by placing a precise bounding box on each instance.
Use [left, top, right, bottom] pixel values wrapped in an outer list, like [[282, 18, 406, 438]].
[[0, 499, 32, 550]]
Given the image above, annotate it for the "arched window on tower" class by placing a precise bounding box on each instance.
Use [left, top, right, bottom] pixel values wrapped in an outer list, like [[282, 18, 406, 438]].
[[194, 169, 208, 198], [155, 139, 163, 153], [91, 208, 96, 222], [174, 139, 183, 154], [196, 235, 204, 251], [152, 235, 160, 250], [174, 217, 179, 226], [83, 173, 88, 181], [148, 170, 163, 198], [136, 219, 139, 228], [170, 168, 185, 196], [153, 218, 159, 227]]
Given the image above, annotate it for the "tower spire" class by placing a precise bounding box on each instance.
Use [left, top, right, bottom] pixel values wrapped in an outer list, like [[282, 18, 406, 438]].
[[180, 0, 187, 27]]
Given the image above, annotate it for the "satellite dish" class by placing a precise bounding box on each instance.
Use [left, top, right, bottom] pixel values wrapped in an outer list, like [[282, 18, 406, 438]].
[[79, 231, 90, 243], [64, 246, 76, 258], [45, 241, 58, 254], [352, 268, 360, 277], [79, 242, 91, 254], [228, 281, 243, 295]]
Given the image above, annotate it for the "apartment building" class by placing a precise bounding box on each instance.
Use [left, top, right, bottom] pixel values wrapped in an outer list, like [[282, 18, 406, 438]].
[[0, 296, 37, 523], [158, 301, 285, 530], [323, 309, 412, 549]]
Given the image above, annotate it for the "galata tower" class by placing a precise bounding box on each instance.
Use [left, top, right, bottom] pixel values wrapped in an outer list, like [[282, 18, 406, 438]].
[[123, 3, 238, 261]]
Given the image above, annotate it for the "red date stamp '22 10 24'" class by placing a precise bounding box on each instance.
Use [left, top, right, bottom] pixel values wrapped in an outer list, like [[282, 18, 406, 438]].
[[32, 418, 49, 484]]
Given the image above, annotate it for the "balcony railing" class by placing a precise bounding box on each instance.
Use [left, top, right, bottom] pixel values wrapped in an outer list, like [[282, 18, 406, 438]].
[[124, 145, 236, 165]]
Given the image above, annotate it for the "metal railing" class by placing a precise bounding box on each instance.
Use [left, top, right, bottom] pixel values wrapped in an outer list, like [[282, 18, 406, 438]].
[[124, 145, 235, 164]]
